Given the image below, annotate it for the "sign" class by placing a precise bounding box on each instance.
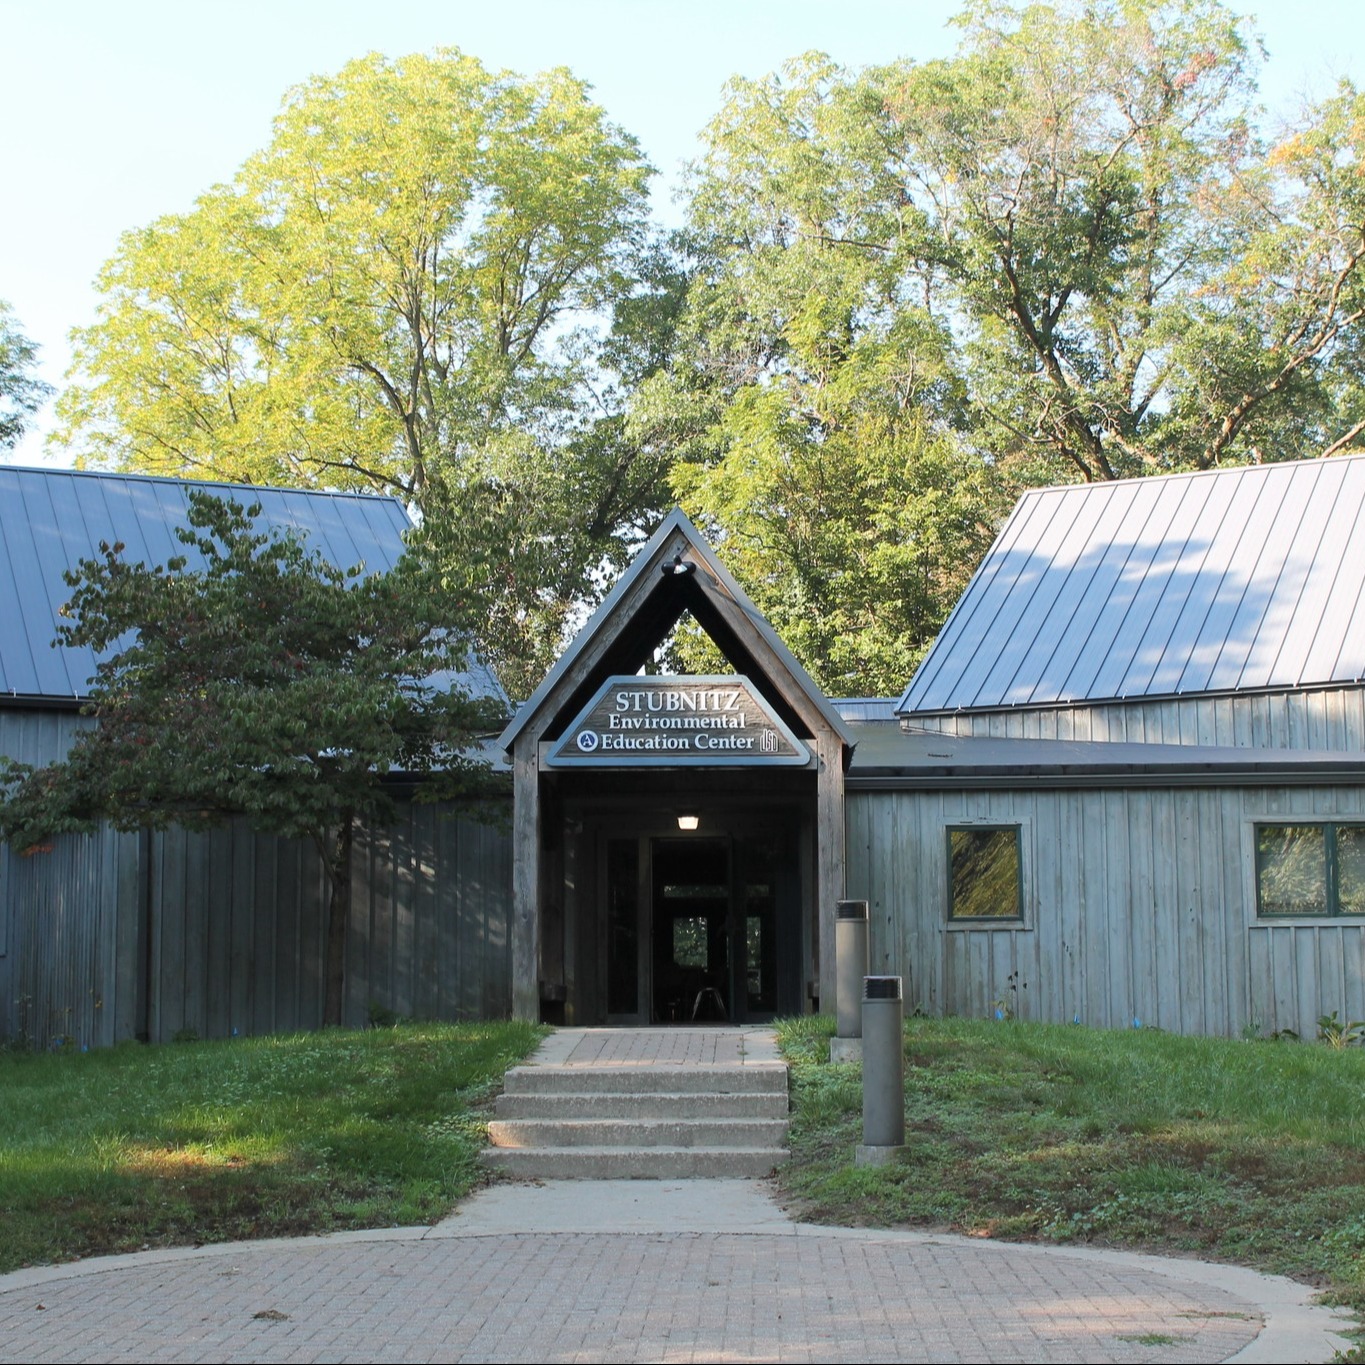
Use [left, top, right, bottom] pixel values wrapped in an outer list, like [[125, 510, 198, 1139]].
[[544, 674, 811, 767]]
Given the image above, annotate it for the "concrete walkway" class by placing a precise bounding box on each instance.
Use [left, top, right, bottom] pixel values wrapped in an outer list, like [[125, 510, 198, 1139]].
[[0, 1028, 1354, 1364]]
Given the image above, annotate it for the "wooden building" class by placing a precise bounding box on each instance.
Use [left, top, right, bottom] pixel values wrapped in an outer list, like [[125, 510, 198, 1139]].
[[0, 468, 513, 1049], [498, 458, 1365, 1039], [849, 455, 1365, 1040], [6, 456, 1364, 1045], [498, 509, 854, 1026]]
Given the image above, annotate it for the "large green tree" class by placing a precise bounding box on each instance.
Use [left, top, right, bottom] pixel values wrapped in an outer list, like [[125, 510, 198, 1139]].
[[54, 49, 663, 697], [876, 0, 1365, 480], [57, 50, 651, 497], [650, 1, 1365, 692], [0, 494, 504, 1027], [641, 54, 1010, 693]]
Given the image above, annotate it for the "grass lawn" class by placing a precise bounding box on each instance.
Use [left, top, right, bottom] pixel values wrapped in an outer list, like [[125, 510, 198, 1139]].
[[775, 1014, 1365, 1352], [0, 1019, 544, 1274]]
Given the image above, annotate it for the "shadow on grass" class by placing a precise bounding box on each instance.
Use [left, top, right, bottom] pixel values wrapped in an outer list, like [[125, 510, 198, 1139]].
[[0, 1020, 546, 1271]]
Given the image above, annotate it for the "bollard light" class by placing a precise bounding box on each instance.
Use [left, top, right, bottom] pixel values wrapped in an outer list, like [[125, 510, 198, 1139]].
[[835, 900, 869, 1039], [858, 974, 906, 1164]]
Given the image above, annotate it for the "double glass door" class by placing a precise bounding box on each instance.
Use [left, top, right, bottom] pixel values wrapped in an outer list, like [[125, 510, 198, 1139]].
[[604, 831, 788, 1024]]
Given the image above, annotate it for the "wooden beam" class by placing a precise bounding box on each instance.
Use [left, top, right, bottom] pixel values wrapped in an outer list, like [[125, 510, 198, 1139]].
[[816, 730, 846, 1015], [511, 740, 540, 1020]]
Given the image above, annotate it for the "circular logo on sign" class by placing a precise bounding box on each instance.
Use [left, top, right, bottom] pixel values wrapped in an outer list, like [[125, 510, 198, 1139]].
[[576, 730, 599, 753]]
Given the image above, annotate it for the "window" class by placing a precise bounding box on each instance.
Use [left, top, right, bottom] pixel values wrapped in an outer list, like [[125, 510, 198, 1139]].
[[1255, 823, 1365, 918], [947, 825, 1022, 921]]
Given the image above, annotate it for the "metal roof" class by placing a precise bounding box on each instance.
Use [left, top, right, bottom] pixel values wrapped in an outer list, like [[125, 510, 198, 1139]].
[[831, 697, 899, 723], [0, 466, 503, 705], [898, 455, 1365, 716]]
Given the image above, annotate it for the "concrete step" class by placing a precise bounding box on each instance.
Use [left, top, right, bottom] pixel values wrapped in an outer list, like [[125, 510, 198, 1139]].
[[500, 1063, 787, 1096], [493, 1090, 789, 1120], [480, 1145, 789, 1180], [486, 1117, 789, 1149], [483, 1038, 791, 1180]]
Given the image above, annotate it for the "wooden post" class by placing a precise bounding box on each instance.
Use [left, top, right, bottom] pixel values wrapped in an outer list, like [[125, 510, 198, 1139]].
[[511, 740, 540, 1020], [816, 731, 846, 1017]]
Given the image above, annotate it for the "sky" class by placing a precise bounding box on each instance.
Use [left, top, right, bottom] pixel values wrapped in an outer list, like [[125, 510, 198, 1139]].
[[3, 0, 1363, 468]]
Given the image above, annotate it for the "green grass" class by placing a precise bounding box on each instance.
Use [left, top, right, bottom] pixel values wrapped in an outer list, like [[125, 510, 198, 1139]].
[[775, 1014, 1365, 1353], [0, 1019, 545, 1272]]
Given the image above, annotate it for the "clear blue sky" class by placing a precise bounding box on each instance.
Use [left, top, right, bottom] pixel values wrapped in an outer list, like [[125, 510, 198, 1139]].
[[3, 0, 1361, 466]]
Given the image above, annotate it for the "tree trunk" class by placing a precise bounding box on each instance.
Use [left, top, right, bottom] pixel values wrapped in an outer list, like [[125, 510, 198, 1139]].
[[322, 815, 355, 1028]]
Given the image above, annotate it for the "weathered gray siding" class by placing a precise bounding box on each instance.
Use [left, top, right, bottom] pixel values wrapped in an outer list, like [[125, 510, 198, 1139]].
[[906, 683, 1365, 752], [847, 782, 1365, 1040], [2, 708, 514, 1048], [0, 709, 98, 762], [1, 806, 513, 1049]]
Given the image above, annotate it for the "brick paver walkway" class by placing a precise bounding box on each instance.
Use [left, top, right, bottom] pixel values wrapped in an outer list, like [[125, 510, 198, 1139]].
[[0, 1228, 1265, 1363]]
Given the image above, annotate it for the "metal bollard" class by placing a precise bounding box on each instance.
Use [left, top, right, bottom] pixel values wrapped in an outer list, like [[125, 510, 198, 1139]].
[[857, 975, 905, 1165], [835, 900, 869, 1039]]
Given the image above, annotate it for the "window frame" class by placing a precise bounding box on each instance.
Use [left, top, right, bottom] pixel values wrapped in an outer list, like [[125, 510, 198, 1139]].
[[1253, 821, 1365, 920], [945, 822, 1026, 926]]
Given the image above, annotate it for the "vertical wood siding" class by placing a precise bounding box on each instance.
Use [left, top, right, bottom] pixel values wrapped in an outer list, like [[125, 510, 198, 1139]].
[[847, 782, 1365, 1039], [907, 684, 1365, 752], [2, 790, 513, 1049]]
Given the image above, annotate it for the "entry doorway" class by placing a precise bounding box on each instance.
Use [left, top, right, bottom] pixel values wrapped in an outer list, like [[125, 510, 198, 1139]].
[[600, 825, 799, 1025]]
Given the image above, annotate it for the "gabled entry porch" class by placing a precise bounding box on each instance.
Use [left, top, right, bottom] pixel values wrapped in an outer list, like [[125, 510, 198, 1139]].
[[498, 510, 853, 1025]]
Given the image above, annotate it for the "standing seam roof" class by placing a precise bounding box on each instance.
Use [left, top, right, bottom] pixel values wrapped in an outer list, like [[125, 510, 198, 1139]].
[[897, 455, 1365, 715], [0, 466, 504, 705]]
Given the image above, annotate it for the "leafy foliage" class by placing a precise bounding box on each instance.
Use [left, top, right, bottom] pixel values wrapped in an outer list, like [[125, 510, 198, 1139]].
[[0, 298, 52, 449], [648, 55, 1008, 693], [53, 49, 665, 696], [56, 50, 650, 498], [0, 493, 505, 1023], [46, 12, 1365, 699], [645, 1, 1365, 689]]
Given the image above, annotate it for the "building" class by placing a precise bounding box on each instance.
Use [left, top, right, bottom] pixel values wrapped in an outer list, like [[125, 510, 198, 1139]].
[[0, 467, 512, 1048], [501, 457, 1365, 1039], [6, 456, 1364, 1045], [850, 455, 1365, 1039]]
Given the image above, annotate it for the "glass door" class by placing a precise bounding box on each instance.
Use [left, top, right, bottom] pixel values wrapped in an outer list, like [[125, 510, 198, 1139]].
[[605, 837, 645, 1021], [651, 839, 730, 1023]]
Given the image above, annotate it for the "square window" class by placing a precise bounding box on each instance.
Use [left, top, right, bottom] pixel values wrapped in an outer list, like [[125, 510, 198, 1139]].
[[1255, 823, 1365, 918], [1256, 825, 1326, 916], [1336, 826, 1365, 915], [948, 826, 1022, 921]]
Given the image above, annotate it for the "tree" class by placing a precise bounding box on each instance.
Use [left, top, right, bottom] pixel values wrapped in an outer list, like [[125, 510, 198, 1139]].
[[0, 299, 52, 449], [646, 2, 1365, 691], [415, 229, 695, 700], [875, 0, 1365, 478], [1163, 80, 1365, 465], [639, 54, 1010, 693], [56, 50, 651, 498], [53, 50, 664, 695], [0, 493, 505, 1027]]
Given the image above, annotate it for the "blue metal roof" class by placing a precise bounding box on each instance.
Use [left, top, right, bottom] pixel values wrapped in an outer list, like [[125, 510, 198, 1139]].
[[898, 455, 1365, 715], [0, 466, 503, 705]]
